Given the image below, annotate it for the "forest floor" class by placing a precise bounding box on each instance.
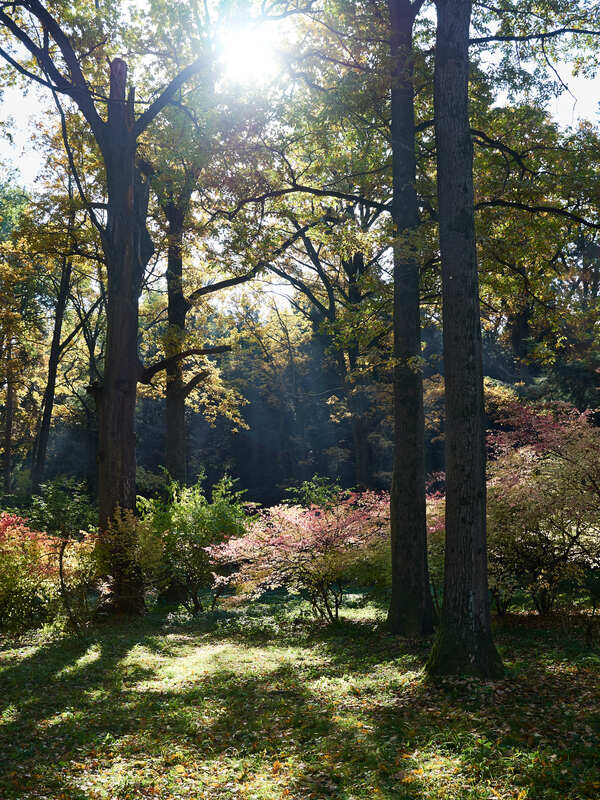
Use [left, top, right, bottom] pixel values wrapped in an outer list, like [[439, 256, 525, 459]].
[[0, 598, 599, 800]]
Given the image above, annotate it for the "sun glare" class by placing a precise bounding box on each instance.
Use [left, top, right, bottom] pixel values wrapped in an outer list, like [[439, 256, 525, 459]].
[[218, 24, 281, 86]]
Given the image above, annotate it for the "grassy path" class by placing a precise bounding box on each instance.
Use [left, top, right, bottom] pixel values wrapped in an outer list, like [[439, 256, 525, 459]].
[[1, 602, 599, 799]]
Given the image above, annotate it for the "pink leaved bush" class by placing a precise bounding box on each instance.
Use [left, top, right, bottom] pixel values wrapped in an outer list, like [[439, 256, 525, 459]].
[[207, 491, 390, 622], [422, 402, 600, 615], [0, 513, 99, 632], [0, 513, 58, 579], [487, 402, 600, 614]]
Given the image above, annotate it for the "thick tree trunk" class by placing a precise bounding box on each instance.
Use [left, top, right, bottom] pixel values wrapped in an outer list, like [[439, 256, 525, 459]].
[[164, 204, 189, 484], [31, 253, 72, 492], [96, 59, 154, 614], [426, 0, 503, 677], [387, 0, 434, 635], [3, 340, 15, 494]]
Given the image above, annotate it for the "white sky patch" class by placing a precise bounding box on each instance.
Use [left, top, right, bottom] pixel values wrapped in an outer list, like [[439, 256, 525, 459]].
[[549, 69, 599, 128], [0, 84, 46, 186]]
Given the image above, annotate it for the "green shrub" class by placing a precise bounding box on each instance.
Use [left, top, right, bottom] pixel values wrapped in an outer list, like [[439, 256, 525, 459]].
[[285, 475, 345, 509], [140, 474, 248, 614], [28, 480, 99, 630]]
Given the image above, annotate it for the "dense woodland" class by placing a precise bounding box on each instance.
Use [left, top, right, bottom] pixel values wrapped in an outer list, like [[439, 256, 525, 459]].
[[0, 1, 599, 798]]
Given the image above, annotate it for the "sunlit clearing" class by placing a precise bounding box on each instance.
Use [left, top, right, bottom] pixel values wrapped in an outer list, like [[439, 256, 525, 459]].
[[218, 24, 280, 85]]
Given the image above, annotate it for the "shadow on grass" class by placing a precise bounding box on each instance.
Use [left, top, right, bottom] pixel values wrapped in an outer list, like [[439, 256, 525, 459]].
[[0, 625, 431, 799], [0, 605, 598, 799]]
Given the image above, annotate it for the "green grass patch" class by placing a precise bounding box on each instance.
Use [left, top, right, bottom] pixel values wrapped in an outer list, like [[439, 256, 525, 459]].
[[0, 600, 599, 799]]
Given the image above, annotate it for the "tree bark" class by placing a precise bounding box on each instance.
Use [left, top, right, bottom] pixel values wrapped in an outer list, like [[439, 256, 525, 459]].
[[3, 340, 15, 494], [426, 0, 503, 677], [95, 59, 153, 614], [387, 0, 434, 635], [345, 252, 377, 490], [163, 203, 190, 485], [31, 252, 72, 492]]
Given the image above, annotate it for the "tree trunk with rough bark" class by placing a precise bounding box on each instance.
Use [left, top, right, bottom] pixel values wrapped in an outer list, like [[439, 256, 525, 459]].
[[95, 59, 154, 614], [387, 0, 434, 636], [31, 253, 72, 492], [163, 203, 189, 485], [3, 340, 15, 495], [426, 0, 503, 677]]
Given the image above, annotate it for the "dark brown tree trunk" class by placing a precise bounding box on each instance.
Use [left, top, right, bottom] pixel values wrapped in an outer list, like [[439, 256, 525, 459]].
[[95, 59, 154, 614], [31, 253, 72, 492], [345, 253, 376, 490], [3, 340, 15, 494], [163, 203, 189, 485], [387, 0, 434, 635], [426, 0, 503, 677]]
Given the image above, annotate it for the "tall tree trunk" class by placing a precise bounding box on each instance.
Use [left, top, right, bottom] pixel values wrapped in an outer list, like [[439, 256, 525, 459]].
[[345, 253, 376, 490], [349, 411, 373, 489], [164, 203, 189, 484], [31, 253, 72, 492], [426, 0, 503, 677], [95, 59, 154, 614], [387, 0, 434, 635], [3, 340, 15, 494]]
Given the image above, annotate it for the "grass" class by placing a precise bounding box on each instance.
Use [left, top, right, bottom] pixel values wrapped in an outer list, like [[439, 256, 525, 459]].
[[0, 598, 599, 800]]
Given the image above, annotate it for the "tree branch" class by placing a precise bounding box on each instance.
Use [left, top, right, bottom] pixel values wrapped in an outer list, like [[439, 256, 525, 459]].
[[470, 27, 600, 46], [58, 296, 103, 356], [138, 345, 231, 385], [476, 199, 600, 229], [134, 57, 206, 138], [187, 214, 335, 307], [187, 269, 259, 306], [50, 86, 104, 235], [181, 370, 210, 399], [471, 128, 534, 174], [6, 1, 106, 145], [218, 183, 389, 220]]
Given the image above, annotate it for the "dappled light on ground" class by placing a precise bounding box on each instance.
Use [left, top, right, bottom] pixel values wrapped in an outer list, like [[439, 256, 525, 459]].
[[0, 602, 599, 799]]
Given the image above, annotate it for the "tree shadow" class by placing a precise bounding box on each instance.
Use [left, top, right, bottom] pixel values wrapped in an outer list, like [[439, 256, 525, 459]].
[[0, 620, 433, 799], [0, 611, 598, 799]]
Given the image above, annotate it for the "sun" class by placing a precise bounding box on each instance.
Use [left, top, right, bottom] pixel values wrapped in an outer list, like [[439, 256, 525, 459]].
[[217, 23, 281, 85]]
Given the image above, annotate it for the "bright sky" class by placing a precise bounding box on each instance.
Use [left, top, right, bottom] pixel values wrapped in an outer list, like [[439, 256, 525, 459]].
[[217, 23, 280, 85], [0, 25, 598, 189]]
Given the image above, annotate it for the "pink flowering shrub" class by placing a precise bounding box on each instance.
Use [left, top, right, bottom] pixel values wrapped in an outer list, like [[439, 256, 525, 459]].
[[208, 492, 390, 623], [421, 403, 600, 615], [487, 402, 600, 613]]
